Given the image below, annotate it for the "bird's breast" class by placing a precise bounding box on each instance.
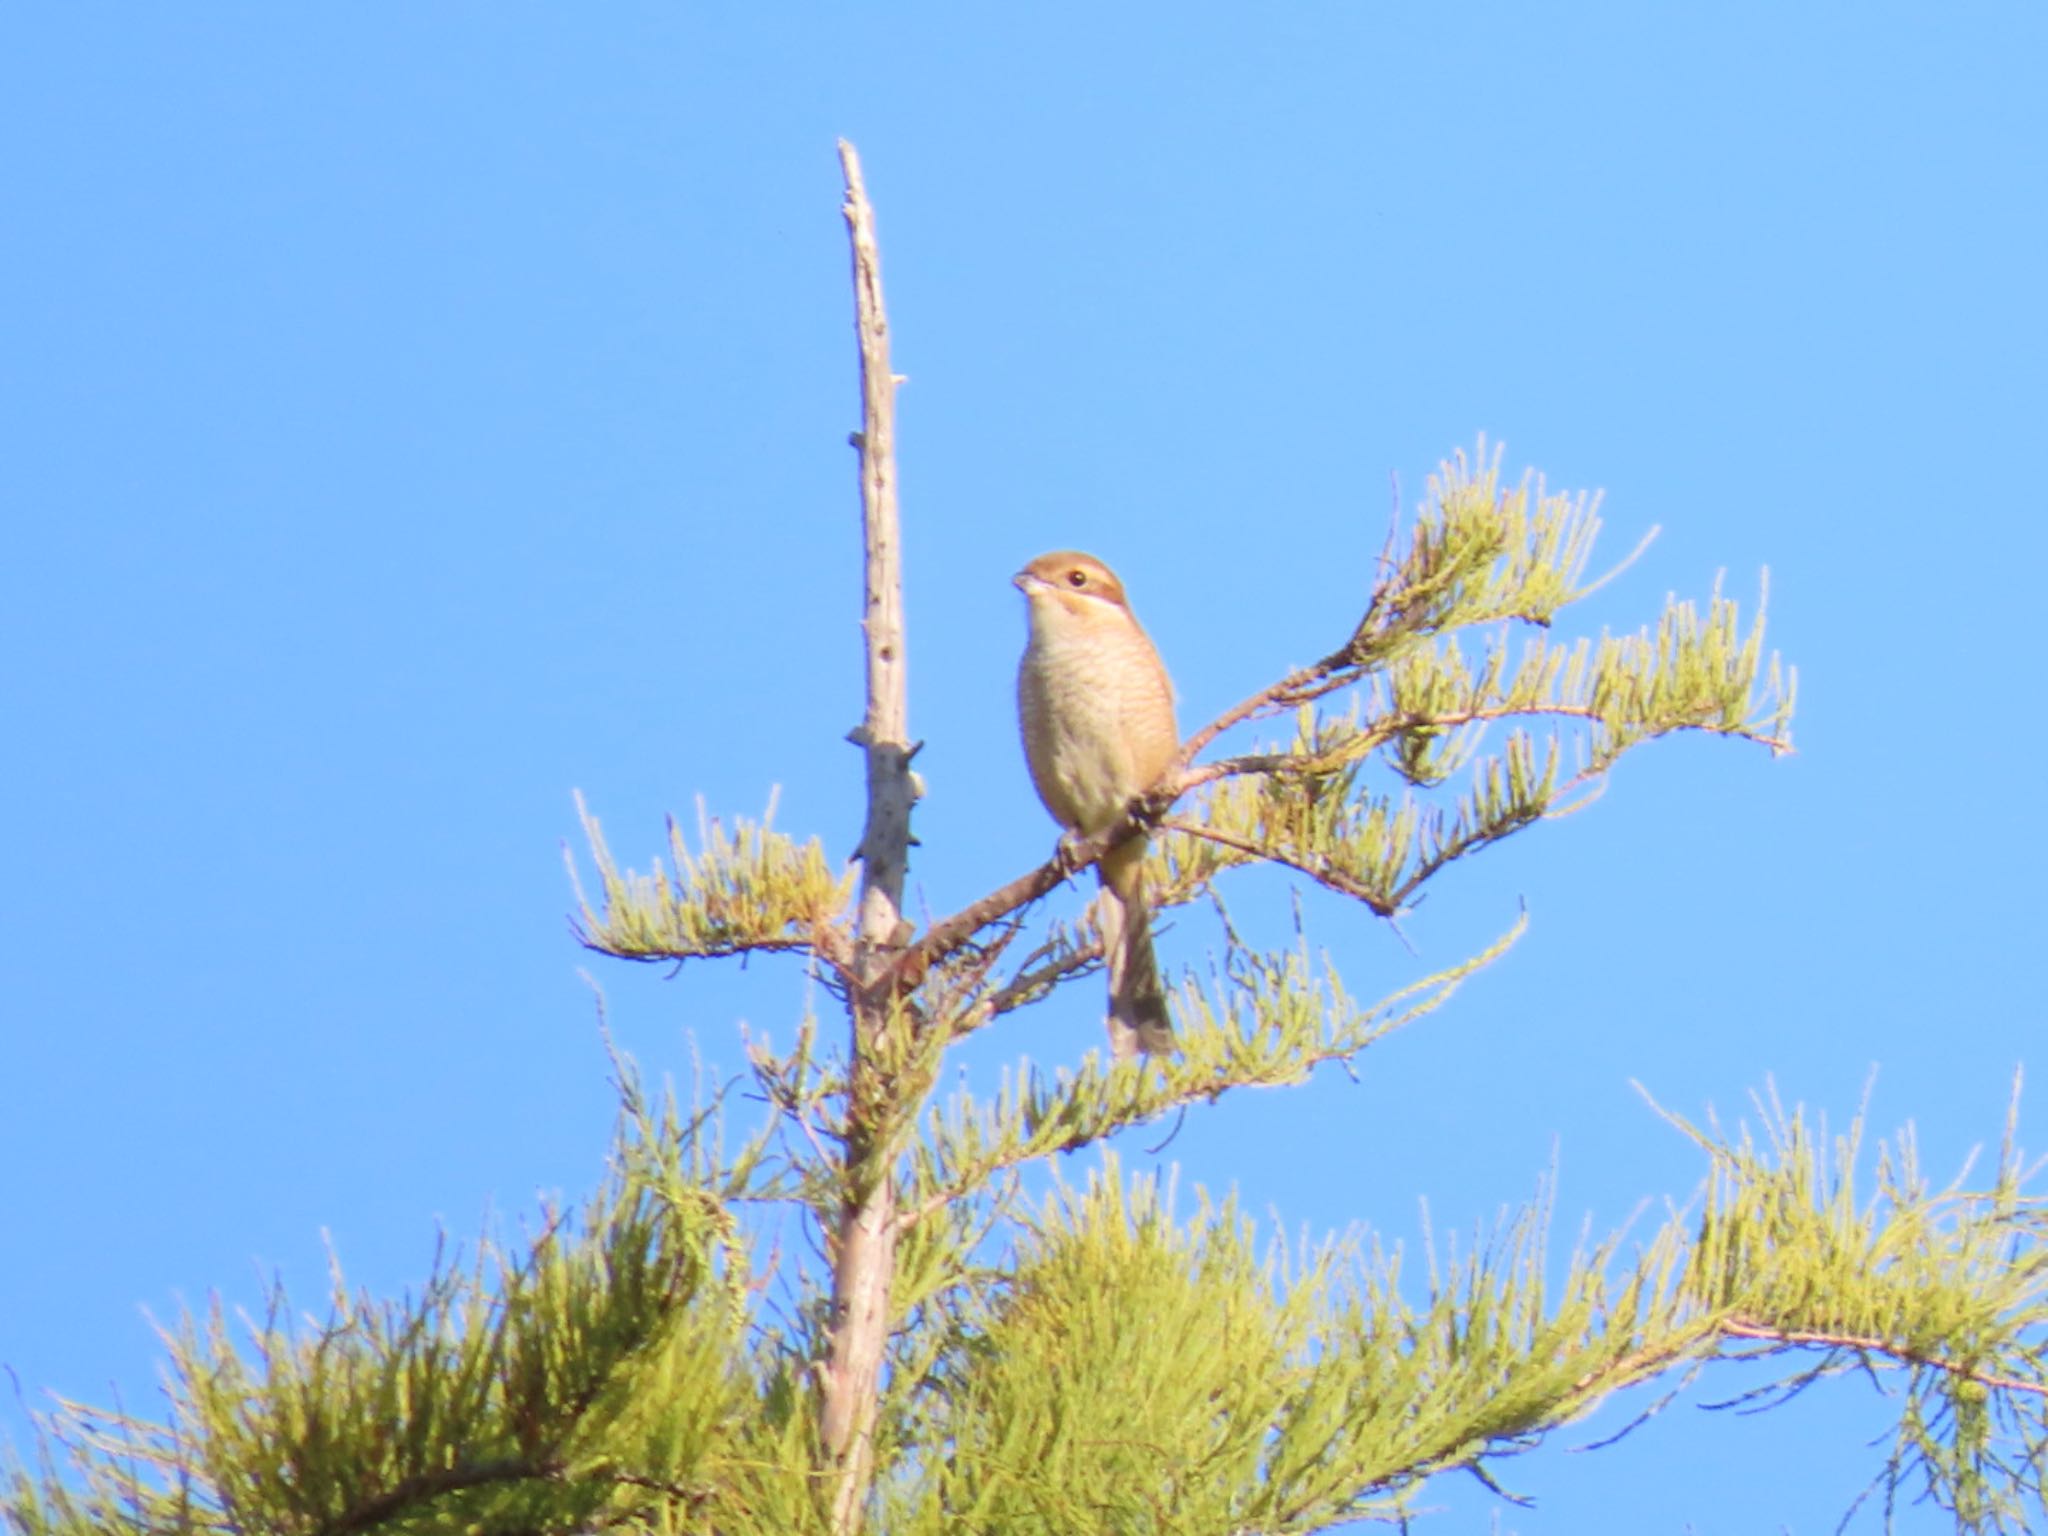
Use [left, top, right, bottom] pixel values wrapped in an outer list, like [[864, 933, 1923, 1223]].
[[1017, 611, 1177, 837]]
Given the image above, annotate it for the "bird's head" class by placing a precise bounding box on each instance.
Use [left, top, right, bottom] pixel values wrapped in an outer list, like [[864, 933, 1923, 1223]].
[[1013, 550, 1134, 627]]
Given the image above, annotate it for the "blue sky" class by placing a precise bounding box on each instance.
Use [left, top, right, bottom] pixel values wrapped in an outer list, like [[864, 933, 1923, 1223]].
[[3, 5, 2044, 1531]]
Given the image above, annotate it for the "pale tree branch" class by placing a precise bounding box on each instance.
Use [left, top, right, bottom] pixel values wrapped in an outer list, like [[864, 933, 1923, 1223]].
[[820, 137, 909, 1536]]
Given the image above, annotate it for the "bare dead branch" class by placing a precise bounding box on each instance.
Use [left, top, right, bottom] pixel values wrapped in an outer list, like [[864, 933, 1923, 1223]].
[[819, 138, 909, 1536]]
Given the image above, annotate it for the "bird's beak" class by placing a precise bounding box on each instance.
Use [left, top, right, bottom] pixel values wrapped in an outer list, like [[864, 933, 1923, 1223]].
[[1012, 569, 1040, 594]]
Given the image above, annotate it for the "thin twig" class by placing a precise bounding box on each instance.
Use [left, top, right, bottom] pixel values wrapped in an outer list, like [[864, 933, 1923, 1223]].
[[1158, 816, 1397, 915], [1718, 1319, 2048, 1400], [980, 945, 1102, 1024]]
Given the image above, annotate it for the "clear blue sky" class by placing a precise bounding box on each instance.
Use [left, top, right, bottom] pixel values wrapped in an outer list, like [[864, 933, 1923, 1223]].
[[4, 6, 2043, 1531]]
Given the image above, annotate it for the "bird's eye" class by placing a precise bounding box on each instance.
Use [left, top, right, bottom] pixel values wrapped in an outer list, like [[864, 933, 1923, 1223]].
[[1066, 569, 1089, 588]]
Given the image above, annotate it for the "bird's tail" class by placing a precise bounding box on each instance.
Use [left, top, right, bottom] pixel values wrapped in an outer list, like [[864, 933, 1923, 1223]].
[[1099, 841, 1173, 1059]]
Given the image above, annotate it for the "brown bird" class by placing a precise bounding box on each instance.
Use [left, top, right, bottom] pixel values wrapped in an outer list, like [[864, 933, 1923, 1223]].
[[1014, 551, 1179, 1058]]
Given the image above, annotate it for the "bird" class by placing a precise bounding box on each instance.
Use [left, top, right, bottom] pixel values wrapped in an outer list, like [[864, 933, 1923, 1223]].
[[1013, 550, 1179, 1058]]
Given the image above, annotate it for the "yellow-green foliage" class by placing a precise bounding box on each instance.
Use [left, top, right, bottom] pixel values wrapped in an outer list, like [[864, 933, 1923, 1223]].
[[570, 790, 853, 963], [882, 1110, 2048, 1534], [884, 1097, 2048, 1536], [1668, 1086, 2048, 1532], [6, 1076, 820, 1536], [1359, 440, 1603, 647], [1160, 441, 1791, 925], [13, 1081, 2048, 1535]]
